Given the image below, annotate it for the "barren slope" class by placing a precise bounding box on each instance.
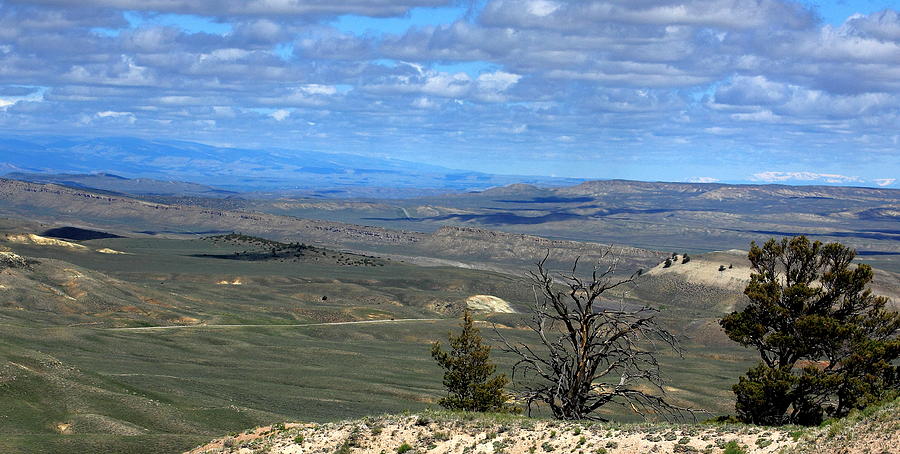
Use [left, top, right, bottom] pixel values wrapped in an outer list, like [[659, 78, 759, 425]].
[[188, 396, 900, 454], [187, 412, 796, 454]]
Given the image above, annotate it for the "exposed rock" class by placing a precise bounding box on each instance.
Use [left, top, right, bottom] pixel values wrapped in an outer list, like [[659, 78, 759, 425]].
[[465, 295, 515, 313], [0, 251, 30, 269]]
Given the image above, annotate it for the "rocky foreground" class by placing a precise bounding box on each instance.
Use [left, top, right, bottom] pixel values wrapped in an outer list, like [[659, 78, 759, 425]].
[[186, 398, 899, 454]]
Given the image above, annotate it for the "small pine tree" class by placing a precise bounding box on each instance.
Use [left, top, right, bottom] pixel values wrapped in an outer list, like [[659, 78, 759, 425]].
[[431, 310, 513, 412], [663, 258, 673, 268]]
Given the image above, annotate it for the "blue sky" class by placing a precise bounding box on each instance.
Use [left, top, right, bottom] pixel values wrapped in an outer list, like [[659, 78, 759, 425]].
[[0, 0, 899, 187]]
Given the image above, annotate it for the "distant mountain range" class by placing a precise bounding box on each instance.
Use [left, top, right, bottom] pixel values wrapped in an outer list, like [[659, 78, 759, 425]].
[[0, 136, 581, 194], [4, 172, 238, 198]]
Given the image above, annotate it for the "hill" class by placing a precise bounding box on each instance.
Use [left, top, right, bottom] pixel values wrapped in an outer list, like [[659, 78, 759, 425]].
[[259, 179, 900, 271], [639, 250, 900, 313], [0, 179, 664, 274], [6, 172, 237, 198]]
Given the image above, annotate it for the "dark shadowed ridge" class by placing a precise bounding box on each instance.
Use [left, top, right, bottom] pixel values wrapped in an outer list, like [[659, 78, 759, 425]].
[[42, 226, 124, 241]]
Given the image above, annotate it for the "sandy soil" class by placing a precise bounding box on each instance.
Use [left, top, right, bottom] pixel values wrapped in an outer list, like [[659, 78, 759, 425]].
[[188, 397, 900, 454], [187, 414, 796, 454]]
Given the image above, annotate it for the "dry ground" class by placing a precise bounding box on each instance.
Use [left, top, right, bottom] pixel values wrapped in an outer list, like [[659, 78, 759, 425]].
[[188, 414, 793, 454], [188, 397, 900, 454]]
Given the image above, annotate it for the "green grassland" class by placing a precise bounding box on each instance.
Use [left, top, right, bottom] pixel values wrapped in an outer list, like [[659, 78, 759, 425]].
[[0, 228, 764, 453]]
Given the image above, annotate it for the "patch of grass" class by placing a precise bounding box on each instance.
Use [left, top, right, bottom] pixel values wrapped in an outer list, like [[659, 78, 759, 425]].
[[722, 440, 746, 454]]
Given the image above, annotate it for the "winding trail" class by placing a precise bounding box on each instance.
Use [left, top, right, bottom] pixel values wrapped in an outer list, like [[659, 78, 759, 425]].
[[106, 318, 443, 332]]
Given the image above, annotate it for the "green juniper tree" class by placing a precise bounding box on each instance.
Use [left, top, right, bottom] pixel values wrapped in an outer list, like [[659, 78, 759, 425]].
[[721, 236, 899, 425], [431, 310, 513, 412]]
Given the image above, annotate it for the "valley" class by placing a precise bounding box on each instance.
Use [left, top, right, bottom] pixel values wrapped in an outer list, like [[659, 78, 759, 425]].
[[0, 178, 897, 453]]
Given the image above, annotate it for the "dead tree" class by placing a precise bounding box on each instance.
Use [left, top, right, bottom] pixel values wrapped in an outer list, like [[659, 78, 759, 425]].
[[500, 251, 698, 421]]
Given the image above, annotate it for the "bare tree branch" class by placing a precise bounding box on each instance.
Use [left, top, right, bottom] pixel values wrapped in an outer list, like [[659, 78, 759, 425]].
[[500, 249, 703, 421]]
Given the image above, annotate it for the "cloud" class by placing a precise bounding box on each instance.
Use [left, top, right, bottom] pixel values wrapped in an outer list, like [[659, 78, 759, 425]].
[[687, 177, 719, 183], [0, 1, 898, 183], [8, 0, 453, 19], [873, 178, 896, 187], [411, 97, 437, 109], [297, 84, 337, 95], [480, 0, 817, 30], [95, 110, 136, 123], [270, 109, 290, 121], [751, 172, 865, 184], [96, 110, 131, 117]]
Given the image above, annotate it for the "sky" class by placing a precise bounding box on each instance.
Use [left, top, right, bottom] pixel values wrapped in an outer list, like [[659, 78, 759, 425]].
[[0, 0, 899, 187]]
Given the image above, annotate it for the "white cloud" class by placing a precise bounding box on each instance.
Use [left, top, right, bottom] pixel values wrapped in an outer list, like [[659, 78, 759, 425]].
[[411, 97, 436, 109], [527, 0, 560, 17], [687, 177, 719, 183], [730, 110, 780, 122], [96, 110, 128, 117], [0, 0, 899, 183], [298, 84, 337, 95], [270, 109, 290, 121], [212, 106, 236, 118], [95, 110, 136, 123], [364, 69, 472, 98], [873, 178, 896, 186], [751, 171, 864, 184], [474, 71, 521, 102], [201, 48, 252, 62], [476, 71, 521, 92], [422, 72, 471, 97], [16, 0, 449, 18]]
